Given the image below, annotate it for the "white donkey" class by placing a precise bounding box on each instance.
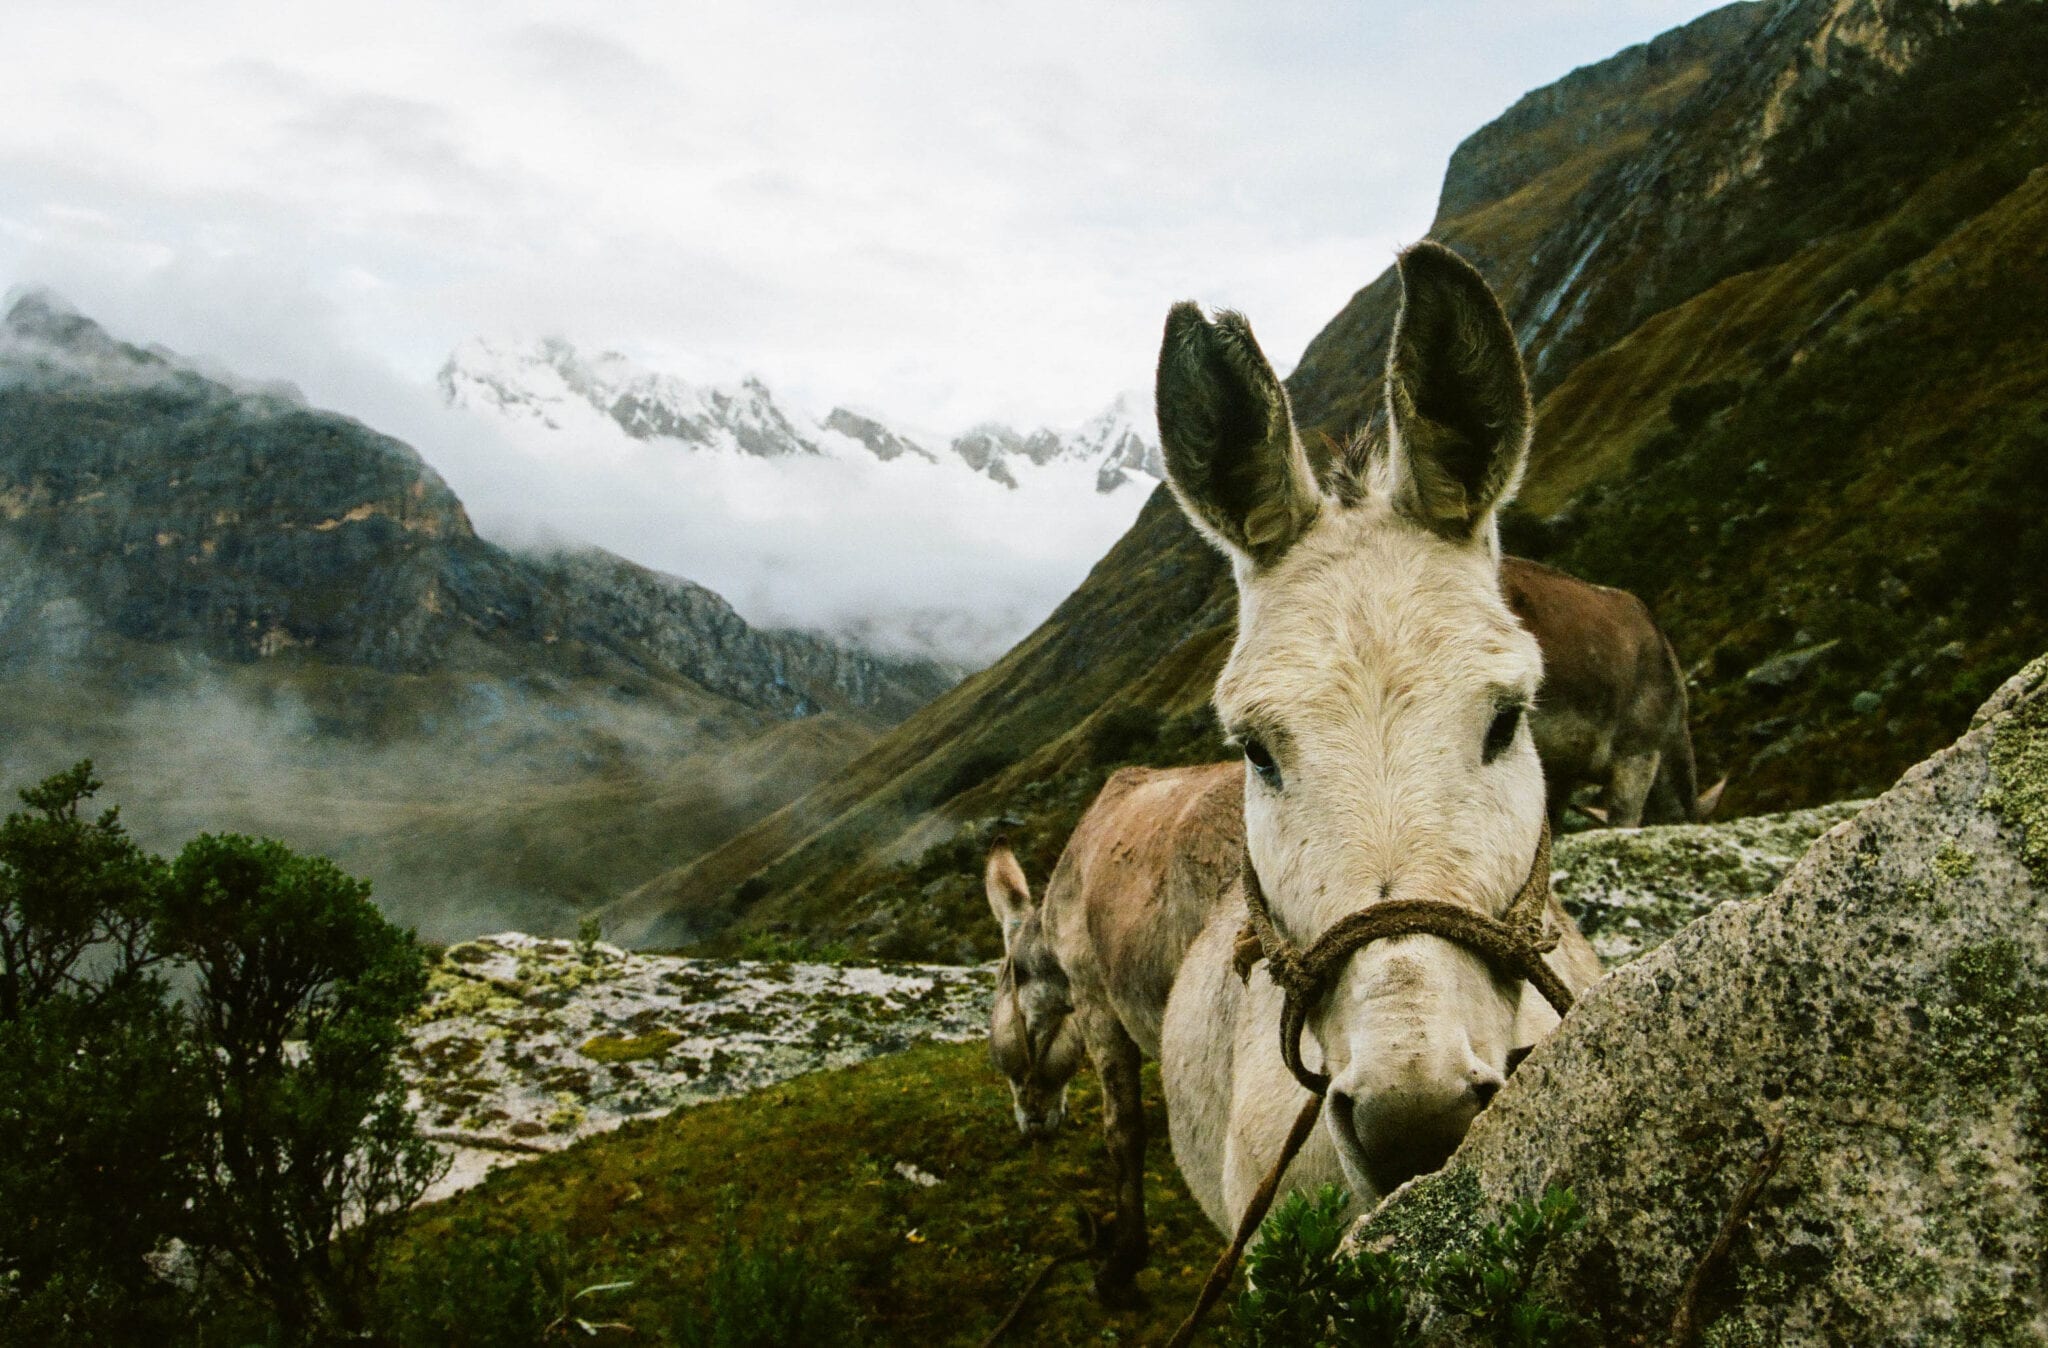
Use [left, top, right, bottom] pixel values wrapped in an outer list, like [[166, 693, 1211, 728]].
[[1153, 243, 1603, 1234]]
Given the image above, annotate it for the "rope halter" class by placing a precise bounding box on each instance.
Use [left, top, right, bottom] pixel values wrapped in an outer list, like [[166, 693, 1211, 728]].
[[1230, 819, 1575, 1096]]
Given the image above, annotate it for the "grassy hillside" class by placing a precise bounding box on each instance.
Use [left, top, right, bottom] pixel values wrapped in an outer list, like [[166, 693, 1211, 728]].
[[616, 0, 2048, 960], [392, 1040, 1217, 1346]]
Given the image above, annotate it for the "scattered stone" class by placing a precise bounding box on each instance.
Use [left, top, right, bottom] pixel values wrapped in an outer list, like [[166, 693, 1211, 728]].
[[1743, 638, 1840, 690], [1851, 689, 1883, 714], [893, 1162, 943, 1188], [402, 933, 993, 1199]]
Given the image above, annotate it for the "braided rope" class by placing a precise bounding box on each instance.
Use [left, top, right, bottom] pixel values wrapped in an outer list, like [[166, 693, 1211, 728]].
[[1168, 823, 1576, 1346], [1232, 821, 1572, 1098]]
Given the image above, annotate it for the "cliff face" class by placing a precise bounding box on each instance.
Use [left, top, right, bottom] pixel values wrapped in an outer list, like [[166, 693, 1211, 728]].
[[619, 0, 2048, 957], [0, 294, 950, 723]]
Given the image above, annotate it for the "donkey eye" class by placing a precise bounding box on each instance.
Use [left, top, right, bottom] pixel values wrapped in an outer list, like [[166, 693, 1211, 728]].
[[1483, 704, 1524, 764], [1242, 736, 1282, 788]]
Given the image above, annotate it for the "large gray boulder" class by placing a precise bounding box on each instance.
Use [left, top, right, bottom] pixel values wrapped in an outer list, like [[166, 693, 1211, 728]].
[[1350, 654, 2048, 1344]]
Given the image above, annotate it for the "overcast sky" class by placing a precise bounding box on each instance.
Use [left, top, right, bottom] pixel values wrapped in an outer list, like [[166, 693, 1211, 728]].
[[3, 0, 1732, 435]]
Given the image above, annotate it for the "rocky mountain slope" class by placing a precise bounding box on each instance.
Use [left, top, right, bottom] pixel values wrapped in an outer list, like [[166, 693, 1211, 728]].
[[0, 294, 954, 938], [610, 0, 2048, 956], [440, 335, 1161, 494]]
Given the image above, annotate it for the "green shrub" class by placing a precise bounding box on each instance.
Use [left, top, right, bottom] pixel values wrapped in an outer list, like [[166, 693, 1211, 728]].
[[938, 747, 1019, 803], [1430, 1187, 1587, 1346], [1236, 1186, 1408, 1346], [1089, 705, 1166, 766], [0, 761, 443, 1344], [0, 762, 202, 1345], [1668, 379, 1744, 431], [1232, 1185, 1588, 1347], [157, 831, 445, 1340]]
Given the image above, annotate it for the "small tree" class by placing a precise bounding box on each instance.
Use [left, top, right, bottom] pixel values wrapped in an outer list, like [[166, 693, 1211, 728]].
[[0, 762, 199, 1344], [0, 759, 165, 1019], [158, 833, 444, 1340]]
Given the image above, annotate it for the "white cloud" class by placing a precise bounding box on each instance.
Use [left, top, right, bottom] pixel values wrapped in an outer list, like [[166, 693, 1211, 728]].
[[0, 0, 1730, 424], [0, 0, 1731, 660]]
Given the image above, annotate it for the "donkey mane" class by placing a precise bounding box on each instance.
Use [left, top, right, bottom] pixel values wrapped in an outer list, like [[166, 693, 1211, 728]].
[[1319, 409, 1390, 509]]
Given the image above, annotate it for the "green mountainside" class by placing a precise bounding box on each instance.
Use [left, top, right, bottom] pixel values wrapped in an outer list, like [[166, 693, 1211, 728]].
[[0, 298, 953, 939], [609, 0, 2048, 958]]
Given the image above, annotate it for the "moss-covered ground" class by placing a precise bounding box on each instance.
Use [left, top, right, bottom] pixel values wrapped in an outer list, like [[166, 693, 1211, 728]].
[[396, 1040, 1218, 1345]]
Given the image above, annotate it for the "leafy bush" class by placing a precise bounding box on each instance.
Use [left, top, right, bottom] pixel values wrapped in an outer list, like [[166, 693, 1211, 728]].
[[1236, 1186, 1407, 1346], [0, 763, 201, 1345], [0, 761, 442, 1344], [158, 832, 445, 1339], [1232, 1185, 1587, 1347], [938, 747, 1020, 803], [1668, 379, 1743, 432], [1430, 1187, 1587, 1346], [1089, 705, 1166, 766]]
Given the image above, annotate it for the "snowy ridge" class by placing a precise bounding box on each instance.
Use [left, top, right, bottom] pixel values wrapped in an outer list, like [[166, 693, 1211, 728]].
[[439, 335, 1159, 495]]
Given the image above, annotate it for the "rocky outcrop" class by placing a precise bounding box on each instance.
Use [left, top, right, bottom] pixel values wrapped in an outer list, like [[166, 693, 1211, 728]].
[[401, 933, 992, 1197], [1435, 2, 1767, 222], [1347, 654, 2048, 1343], [531, 549, 953, 723], [1510, 0, 2024, 386], [821, 407, 937, 464], [1551, 799, 1866, 965]]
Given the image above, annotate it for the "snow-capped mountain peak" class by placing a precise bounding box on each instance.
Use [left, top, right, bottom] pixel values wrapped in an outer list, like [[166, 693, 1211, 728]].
[[438, 334, 1161, 495], [439, 335, 824, 459]]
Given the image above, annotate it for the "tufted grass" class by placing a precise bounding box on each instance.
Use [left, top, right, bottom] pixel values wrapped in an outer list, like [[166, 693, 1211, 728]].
[[393, 1040, 1222, 1345]]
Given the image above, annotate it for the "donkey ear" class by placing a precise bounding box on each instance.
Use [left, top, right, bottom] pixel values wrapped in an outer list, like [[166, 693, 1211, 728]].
[[985, 839, 1033, 946], [1156, 303, 1321, 568], [1383, 242, 1532, 540]]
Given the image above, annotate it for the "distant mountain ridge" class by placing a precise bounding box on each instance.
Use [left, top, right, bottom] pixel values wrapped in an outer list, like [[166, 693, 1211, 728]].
[[438, 334, 1161, 495], [0, 290, 958, 939]]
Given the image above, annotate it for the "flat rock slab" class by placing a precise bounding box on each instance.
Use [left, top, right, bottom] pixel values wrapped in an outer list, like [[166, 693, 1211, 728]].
[[401, 933, 993, 1199], [1349, 654, 2048, 1344], [1551, 800, 1868, 966]]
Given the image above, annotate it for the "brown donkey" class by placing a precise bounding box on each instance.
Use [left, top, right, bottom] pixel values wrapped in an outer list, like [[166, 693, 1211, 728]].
[[1502, 555, 1718, 828], [985, 761, 1242, 1303]]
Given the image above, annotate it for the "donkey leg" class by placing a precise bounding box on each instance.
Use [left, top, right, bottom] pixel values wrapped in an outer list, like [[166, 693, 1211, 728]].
[[1089, 1016, 1150, 1305], [1601, 751, 1660, 829]]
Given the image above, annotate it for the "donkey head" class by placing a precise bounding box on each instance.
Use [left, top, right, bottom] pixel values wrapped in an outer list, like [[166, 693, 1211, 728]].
[[985, 840, 1083, 1139], [1157, 242, 1545, 1199]]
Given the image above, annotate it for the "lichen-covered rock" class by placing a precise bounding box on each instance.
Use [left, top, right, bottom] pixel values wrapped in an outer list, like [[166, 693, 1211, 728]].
[[401, 933, 992, 1197], [1552, 801, 1869, 966], [1349, 654, 2048, 1344]]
